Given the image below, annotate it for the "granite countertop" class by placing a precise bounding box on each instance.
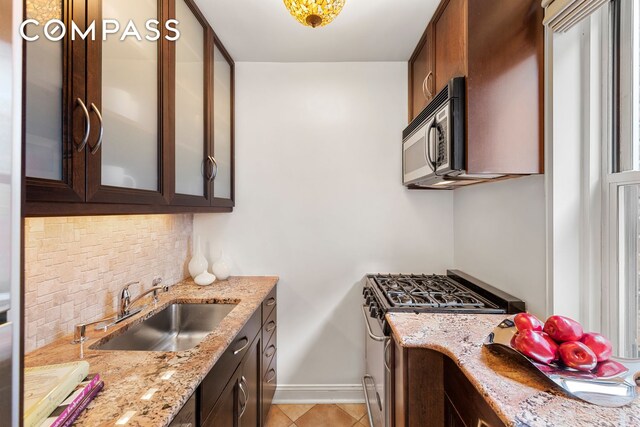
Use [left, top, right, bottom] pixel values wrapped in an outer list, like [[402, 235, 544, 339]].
[[387, 313, 640, 427], [25, 276, 279, 427]]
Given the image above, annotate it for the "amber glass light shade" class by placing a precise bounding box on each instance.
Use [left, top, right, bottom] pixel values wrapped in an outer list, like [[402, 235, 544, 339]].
[[283, 0, 346, 28]]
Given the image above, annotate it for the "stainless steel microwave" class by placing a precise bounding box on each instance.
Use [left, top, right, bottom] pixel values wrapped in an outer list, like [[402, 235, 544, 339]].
[[402, 77, 466, 189]]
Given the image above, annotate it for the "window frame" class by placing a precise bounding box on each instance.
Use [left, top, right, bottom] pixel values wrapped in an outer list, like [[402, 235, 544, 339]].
[[546, 0, 640, 357], [603, 0, 640, 357]]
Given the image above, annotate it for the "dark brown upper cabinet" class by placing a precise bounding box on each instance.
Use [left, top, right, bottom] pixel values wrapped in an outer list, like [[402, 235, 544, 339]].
[[432, 0, 466, 95], [171, 0, 214, 207], [409, 23, 434, 122], [408, 0, 544, 176], [23, 0, 235, 216]]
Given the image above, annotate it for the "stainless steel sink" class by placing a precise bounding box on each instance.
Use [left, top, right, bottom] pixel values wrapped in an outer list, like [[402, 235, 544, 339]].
[[92, 303, 237, 352]]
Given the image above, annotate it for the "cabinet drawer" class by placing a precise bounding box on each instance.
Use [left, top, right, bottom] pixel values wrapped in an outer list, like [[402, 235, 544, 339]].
[[261, 353, 277, 425], [264, 353, 277, 385], [262, 307, 277, 351], [200, 308, 261, 423], [262, 287, 277, 324], [263, 327, 277, 372]]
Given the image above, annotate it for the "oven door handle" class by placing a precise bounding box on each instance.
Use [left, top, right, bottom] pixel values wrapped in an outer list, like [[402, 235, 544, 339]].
[[362, 305, 386, 342], [362, 375, 379, 427]]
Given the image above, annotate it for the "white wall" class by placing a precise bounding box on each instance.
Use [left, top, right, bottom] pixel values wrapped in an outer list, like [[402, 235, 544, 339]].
[[194, 62, 454, 401], [453, 176, 547, 317]]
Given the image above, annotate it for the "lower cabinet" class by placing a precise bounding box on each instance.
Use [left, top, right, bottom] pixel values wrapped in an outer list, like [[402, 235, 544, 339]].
[[392, 335, 505, 427], [202, 336, 261, 427], [202, 370, 237, 427], [240, 335, 261, 427], [195, 286, 278, 427]]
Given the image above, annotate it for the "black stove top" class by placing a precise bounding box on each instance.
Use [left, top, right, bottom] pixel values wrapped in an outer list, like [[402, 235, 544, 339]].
[[362, 271, 525, 333], [371, 274, 496, 309]]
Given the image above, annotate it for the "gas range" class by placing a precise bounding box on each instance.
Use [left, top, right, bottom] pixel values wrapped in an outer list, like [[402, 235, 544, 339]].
[[362, 270, 525, 427], [362, 270, 525, 335]]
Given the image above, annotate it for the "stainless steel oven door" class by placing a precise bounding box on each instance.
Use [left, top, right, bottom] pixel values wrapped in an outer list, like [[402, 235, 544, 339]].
[[362, 305, 390, 427]]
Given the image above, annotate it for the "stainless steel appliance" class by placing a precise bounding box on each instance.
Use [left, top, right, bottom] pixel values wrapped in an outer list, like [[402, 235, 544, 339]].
[[1, 0, 20, 424], [402, 77, 504, 189], [361, 270, 525, 427]]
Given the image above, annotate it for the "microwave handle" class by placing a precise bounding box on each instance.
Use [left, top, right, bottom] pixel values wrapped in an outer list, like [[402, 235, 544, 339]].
[[424, 121, 437, 172]]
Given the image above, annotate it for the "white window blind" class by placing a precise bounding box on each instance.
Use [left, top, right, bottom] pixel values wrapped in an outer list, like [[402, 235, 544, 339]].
[[542, 0, 609, 32]]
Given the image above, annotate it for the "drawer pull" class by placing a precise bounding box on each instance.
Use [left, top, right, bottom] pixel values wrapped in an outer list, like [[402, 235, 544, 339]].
[[266, 321, 276, 333], [477, 420, 490, 427], [266, 369, 276, 384], [265, 344, 276, 358], [266, 297, 276, 307], [233, 337, 249, 355]]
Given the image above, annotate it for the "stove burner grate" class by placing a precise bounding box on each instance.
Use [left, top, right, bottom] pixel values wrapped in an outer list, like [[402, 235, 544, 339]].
[[372, 274, 495, 309]]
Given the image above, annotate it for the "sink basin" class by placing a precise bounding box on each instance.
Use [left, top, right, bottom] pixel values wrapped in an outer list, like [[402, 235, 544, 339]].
[[92, 303, 237, 352]]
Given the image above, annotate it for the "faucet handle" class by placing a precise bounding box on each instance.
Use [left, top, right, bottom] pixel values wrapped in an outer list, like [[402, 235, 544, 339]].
[[152, 277, 163, 287]]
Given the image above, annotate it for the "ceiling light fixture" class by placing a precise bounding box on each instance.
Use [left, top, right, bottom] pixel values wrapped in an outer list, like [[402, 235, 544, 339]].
[[283, 0, 346, 28]]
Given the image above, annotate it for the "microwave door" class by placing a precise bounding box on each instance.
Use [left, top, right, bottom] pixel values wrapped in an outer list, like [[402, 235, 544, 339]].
[[403, 119, 434, 185]]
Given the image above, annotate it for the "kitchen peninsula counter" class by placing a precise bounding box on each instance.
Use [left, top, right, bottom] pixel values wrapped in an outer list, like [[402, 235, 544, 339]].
[[387, 312, 640, 427]]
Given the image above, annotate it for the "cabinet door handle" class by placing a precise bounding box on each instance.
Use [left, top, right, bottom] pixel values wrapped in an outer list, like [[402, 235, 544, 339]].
[[202, 158, 212, 181], [265, 369, 276, 384], [208, 156, 218, 182], [266, 297, 276, 307], [265, 344, 276, 358], [233, 337, 249, 355], [477, 420, 491, 427], [426, 71, 434, 98], [89, 103, 104, 155], [75, 98, 91, 152], [422, 77, 428, 100], [209, 156, 218, 180], [238, 376, 248, 418], [266, 321, 276, 333]]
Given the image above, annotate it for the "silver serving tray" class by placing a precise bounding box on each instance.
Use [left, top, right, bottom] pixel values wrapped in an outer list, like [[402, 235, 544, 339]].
[[484, 316, 640, 407]]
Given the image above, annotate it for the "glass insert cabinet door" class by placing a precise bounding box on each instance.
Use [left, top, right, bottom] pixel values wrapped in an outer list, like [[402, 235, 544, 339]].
[[174, 0, 209, 201], [24, 0, 166, 204], [85, 0, 165, 203], [212, 41, 234, 204], [24, 0, 86, 202], [98, 0, 159, 192], [24, 1, 64, 181]]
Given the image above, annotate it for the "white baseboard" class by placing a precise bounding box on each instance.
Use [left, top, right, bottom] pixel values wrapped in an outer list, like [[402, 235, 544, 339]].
[[272, 384, 365, 404]]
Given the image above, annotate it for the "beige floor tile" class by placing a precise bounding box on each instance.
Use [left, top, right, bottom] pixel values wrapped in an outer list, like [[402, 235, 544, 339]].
[[295, 404, 359, 427], [265, 405, 294, 427], [277, 404, 315, 421], [359, 413, 371, 427], [337, 404, 367, 420]]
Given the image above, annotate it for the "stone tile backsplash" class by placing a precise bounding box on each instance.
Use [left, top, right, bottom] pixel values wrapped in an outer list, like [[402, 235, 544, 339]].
[[24, 214, 193, 352]]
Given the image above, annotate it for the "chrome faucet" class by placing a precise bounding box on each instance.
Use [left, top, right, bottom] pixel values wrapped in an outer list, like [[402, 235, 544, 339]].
[[73, 277, 169, 344], [119, 278, 166, 318]]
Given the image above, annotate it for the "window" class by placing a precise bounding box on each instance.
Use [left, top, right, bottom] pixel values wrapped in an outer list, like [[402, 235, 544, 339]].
[[548, 0, 640, 357], [605, 0, 640, 357]]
